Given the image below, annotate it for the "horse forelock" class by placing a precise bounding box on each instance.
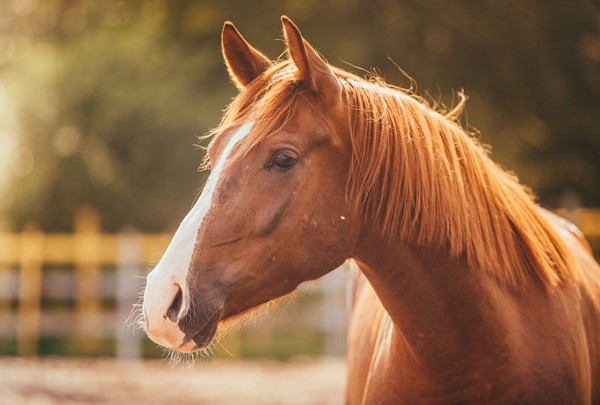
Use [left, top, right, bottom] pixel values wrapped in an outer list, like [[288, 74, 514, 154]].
[[205, 62, 304, 166], [208, 59, 579, 290]]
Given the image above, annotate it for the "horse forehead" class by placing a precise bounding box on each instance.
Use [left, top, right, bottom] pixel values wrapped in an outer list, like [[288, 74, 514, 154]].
[[293, 100, 334, 127], [209, 102, 339, 165], [275, 107, 339, 146], [287, 98, 349, 147]]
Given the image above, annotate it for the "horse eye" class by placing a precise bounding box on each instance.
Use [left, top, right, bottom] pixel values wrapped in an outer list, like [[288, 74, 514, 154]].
[[270, 151, 298, 171]]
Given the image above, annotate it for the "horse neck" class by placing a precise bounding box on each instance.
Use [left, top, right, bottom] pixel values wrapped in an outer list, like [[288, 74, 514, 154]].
[[354, 231, 527, 379]]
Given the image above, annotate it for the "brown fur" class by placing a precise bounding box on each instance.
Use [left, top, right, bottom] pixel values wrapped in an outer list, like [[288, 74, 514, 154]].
[[210, 60, 577, 290]]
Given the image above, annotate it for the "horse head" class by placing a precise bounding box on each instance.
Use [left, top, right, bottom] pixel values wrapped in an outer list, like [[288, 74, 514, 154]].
[[142, 17, 359, 352]]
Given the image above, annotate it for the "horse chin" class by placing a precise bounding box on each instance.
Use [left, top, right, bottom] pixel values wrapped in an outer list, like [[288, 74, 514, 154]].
[[177, 310, 222, 352], [176, 287, 297, 353]]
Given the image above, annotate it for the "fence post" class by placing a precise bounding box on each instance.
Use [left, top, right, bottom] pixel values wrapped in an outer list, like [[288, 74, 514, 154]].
[[116, 226, 143, 361], [74, 207, 102, 353], [17, 224, 43, 356]]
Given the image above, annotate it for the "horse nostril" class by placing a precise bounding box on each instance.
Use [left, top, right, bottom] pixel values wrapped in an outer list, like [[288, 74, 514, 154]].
[[165, 285, 183, 322]]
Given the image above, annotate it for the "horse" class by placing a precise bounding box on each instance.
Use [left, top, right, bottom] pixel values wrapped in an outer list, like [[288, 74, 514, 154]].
[[142, 16, 600, 404]]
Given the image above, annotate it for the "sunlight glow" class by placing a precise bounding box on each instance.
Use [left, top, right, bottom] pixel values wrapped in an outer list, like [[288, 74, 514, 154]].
[[0, 81, 19, 197]]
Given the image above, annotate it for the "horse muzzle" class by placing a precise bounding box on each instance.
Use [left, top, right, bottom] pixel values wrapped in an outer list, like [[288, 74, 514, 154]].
[[142, 271, 188, 349], [143, 266, 226, 352]]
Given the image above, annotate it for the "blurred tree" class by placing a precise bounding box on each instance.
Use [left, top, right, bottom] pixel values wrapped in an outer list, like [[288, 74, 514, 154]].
[[0, 0, 598, 232], [0, 1, 232, 231]]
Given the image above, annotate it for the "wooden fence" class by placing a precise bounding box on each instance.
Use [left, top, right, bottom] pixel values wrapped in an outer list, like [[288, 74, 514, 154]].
[[0, 207, 172, 357], [0, 207, 349, 358], [0, 207, 599, 358]]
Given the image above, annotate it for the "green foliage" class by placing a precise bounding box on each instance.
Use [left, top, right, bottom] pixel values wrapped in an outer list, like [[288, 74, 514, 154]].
[[1, 1, 235, 231], [0, 0, 598, 232]]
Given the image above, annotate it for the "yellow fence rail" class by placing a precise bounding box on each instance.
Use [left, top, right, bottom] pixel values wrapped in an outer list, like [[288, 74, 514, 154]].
[[0, 209, 172, 266]]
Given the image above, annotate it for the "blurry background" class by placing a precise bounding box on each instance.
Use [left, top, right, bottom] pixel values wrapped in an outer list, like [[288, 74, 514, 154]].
[[0, 0, 599, 403]]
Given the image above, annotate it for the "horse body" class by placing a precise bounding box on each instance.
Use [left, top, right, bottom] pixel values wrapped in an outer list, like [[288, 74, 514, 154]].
[[348, 211, 600, 403], [141, 17, 600, 404]]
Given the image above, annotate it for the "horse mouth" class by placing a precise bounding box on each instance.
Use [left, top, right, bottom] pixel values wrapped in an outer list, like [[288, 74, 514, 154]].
[[177, 310, 222, 352]]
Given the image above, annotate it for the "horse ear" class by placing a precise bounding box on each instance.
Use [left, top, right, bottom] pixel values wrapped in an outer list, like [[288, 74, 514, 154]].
[[222, 22, 271, 89], [281, 16, 341, 98]]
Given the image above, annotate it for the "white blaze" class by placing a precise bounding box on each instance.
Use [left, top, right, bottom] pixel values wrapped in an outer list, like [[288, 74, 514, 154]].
[[143, 122, 254, 347]]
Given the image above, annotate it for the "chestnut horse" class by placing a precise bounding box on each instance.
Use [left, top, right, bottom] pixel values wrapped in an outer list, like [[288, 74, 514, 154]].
[[142, 17, 600, 403]]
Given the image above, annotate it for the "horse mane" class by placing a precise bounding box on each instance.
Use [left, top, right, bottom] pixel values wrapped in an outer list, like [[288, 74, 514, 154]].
[[211, 60, 577, 290]]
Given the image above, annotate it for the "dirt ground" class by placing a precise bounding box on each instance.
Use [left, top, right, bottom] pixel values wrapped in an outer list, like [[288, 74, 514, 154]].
[[0, 357, 346, 404]]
